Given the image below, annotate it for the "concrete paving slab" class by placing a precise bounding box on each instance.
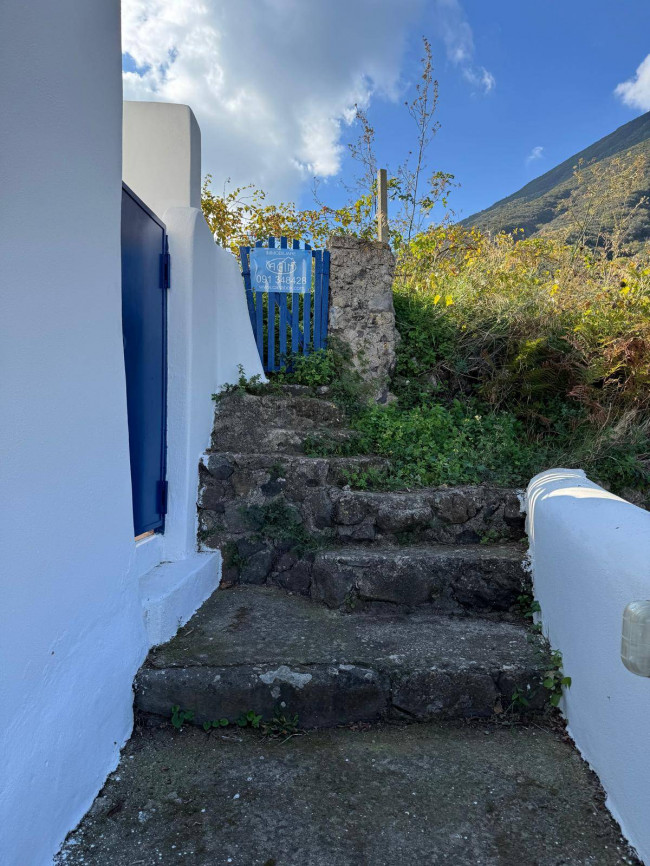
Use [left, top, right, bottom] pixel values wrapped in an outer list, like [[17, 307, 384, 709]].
[[55, 720, 640, 866]]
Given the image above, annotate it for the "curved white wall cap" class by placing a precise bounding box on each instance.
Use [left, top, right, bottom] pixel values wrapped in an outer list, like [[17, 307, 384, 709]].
[[214, 244, 266, 389], [526, 468, 647, 541]]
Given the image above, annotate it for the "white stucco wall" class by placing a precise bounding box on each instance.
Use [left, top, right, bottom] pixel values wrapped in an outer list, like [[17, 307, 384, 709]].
[[123, 101, 202, 215], [0, 2, 147, 864], [527, 469, 650, 862], [123, 101, 264, 644], [0, 15, 264, 865]]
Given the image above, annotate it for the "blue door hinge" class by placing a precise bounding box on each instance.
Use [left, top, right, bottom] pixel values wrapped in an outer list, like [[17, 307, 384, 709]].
[[157, 480, 168, 515], [160, 248, 171, 290]]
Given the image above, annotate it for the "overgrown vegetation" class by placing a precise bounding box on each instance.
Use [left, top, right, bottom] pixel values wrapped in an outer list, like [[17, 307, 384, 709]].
[[276, 339, 371, 416], [386, 224, 650, 494], [203, 39, 650, 499]]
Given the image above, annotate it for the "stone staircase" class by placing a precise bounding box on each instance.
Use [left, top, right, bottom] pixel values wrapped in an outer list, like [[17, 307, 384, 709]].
[[59, 387, 642, 865], [135, 387, 550, 728]]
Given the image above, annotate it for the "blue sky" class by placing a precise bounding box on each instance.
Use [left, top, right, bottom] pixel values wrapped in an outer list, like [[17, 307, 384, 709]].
[[313, 0, 650, 220], [122, 0, 650, 222]]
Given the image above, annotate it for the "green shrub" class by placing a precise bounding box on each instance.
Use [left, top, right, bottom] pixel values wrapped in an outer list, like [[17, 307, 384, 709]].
[[307, 401, 549, 488], [276, 343, 372, 415]]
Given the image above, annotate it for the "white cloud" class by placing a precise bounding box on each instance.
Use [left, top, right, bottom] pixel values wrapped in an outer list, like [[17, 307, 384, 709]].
[[615, 54, 650, 112], [433, 0, 495, 94], [122, 0, 422, 200], [526, 145, 544, 164]]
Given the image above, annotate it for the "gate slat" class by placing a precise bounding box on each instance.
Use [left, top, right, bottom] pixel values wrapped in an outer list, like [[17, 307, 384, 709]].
[[267, 237, 276, 370], [313, 250, 323, 350], [255, 292, 264, 361], [304, 280, 311, 356], [304, 241, 312, 351], [291, 239, 301, 355], [278, 236, 288, 365], [321, 250, 331, 348]]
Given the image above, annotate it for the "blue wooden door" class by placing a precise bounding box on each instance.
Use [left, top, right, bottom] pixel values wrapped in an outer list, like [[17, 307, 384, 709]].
[[121, 184, 169, 537]]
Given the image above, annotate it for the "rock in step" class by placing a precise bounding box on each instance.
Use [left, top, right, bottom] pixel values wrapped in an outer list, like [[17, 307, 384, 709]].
[[135, 585, 547, 728]]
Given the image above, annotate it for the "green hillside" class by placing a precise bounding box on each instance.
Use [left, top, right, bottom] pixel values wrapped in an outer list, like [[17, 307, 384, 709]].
[[463, 111, 650, 244]]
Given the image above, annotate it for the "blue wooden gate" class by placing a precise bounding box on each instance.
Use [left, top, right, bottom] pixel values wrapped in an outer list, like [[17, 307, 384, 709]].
[[121, 183, 169, 537], [240, 237, 330, 372]]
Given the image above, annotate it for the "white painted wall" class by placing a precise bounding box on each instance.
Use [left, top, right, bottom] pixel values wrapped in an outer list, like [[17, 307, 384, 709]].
[[0, 17, 264, 865], [123, 101, 264, 644], [123, 101, 202, 215], [0, 2, 146, 864], [527, 469, 650, 863]]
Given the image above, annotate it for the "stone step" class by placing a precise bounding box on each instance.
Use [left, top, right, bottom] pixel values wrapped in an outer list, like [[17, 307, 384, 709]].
[[198, 450, 525, 557], [305, 544, 528, 611], [135, 586, 548, 729], [197, 452, 390, 551], [199, 451, 390, 507], [56, 720, 641, 866], [211, 392, 347, 454], [304, 485, 526, 545]]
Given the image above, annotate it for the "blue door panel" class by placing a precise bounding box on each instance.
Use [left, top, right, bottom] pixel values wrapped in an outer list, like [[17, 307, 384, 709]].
[[121, 184, 168, 536]]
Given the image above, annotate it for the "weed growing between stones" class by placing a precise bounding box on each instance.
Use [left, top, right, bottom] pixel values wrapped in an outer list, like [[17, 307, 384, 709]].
[[517, 592, 542, 630], [261, 711, 301, 740], [508, 595, 572, 714], [211, 365, 279, 402], [242, 498, 324, 557], [543, 651, 573, 708], [170, 706, 194, 730], [236, 710, 263, 728], [221, 540, 247, 577], [170, 705, 301, 740], [509, 651, 571, 713], [202, 718, 230, 732]]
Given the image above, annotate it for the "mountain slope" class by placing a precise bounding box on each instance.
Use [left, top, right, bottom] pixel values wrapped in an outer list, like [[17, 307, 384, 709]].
[[463, 111, 650, 243]]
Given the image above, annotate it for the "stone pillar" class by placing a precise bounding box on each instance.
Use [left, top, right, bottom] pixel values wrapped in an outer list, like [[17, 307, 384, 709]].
[[327, 235, 398, 402]]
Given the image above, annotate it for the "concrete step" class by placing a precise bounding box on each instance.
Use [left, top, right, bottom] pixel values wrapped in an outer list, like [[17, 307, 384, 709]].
[[211, 392, 347, 454], [135, 586, 548, 729], [56, 721, 640, 866], [307, 544, 528, 611]]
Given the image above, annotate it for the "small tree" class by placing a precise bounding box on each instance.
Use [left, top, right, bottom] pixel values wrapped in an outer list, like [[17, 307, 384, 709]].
[[201, 36, 456, 254], [554, 151, 649, 260]]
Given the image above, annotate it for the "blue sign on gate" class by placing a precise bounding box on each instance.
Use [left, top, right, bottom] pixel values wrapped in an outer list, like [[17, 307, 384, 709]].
[[250, 247, 311, 294]]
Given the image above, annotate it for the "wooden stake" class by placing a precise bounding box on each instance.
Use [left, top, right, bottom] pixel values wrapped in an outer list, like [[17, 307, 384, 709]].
[[377, 168, 389, 243]]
